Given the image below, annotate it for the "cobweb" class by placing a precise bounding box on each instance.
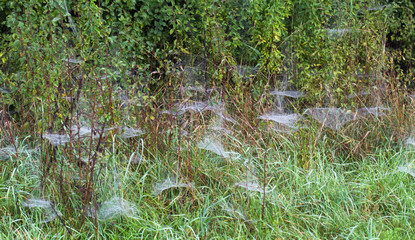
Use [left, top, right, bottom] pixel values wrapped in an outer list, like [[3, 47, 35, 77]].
[[118, 126, 144, 139], [397, 162, 415, 178], [258, 112, 300, 129], [305, 108, 360, 130], [43, 134, 71, 146], [215, 111, 235, 124], [357, 107, 390, 117], [162, 101, 235, 123], [208, 115, 233, 136], [232, 65, 258, 79], [71, 123, 116, 140], [0, 146, 17, 160], [271, 122, 299, 133], [71, 124, 143, 140], [347, 90, 371, 99], [86, 197, 138, 221], [209, 125, 232, 136], [234, 172, 271, 194], [197, 137, 240, 159], [162, 101, 215, 115], [270, 90, 304, 98], [152, 176, 194, 195], [71, 125, 100, 139], [406, 137, 415, 147], [23, 198, 62, 223], [211, 100, 235, 124], [220, 202, 248, 222]]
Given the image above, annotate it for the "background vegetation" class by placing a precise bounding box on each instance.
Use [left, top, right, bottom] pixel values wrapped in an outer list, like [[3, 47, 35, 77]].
[[1, 0, 415, 238]]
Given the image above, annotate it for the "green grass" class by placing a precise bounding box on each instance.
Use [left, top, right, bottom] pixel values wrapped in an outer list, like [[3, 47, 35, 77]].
[[1, 131, 415, 239]]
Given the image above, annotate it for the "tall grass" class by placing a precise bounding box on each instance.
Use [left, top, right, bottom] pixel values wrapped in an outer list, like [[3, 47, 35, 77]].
[[1, 130, 415, 238], [2, 61, 415, 238]]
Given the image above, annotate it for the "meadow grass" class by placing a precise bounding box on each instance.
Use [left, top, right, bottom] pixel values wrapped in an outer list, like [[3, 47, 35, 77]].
[[1, 125, 415, 239]]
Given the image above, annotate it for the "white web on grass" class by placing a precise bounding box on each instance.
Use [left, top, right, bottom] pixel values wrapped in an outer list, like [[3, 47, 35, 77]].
[[118, 126, 144, 139], [232, 65, 258, 79], [234, 173, 271, 194], [305, 108, 360, 130], [43, 134, 70, 146], [162, 101, 235, 123], [71, 125, 100, 139], [209, 125, 232, 135], [357, 107, 390, 117], [45, 126, 104, 145], [220, 202, 248, 222], [71, 123, 143, 140], [152, 177, 194, 195], [258, 112, 300, 129], [0, 146, 38, 160], [71, 123, 118, 140], [0, 146, 17, 160], [23, 198, 62, 223], [86, 197, 137, 221], [397, 161, 415, 178], [215, 111, 235, 124], [208, 115, 233, 136], [162, 101, 217, 115], [270, 90, 304, 98], [197, 137, 239, 159], [211, 100, 235, 124], [406, 137, 415, 147], [271, 122, 299, 133]]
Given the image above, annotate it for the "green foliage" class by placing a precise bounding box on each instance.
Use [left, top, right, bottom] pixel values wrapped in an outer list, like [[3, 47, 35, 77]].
[[1, 0, 413, 118], [287, 0, 395, 106], [247, 0, 292, 70]]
